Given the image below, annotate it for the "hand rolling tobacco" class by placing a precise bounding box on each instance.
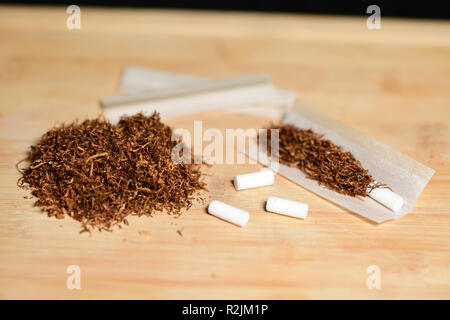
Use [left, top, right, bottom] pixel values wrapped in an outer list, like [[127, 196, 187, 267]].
[[264, 124, 404, 212], [17, 112, 205, 233]]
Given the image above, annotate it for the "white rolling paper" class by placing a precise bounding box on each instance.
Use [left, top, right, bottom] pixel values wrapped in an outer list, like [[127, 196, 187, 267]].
[[242, 101, 435, 223]]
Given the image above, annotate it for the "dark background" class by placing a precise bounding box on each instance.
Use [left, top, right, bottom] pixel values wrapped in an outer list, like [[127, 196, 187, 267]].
[[2, 0, 450, 19]]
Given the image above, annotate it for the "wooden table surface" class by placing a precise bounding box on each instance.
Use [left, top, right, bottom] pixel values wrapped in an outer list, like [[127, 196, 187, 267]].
[[1, 5, 449, 299]]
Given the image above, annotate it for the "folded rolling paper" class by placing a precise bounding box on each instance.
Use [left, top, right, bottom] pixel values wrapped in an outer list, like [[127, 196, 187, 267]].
[[244, 101, 435, 223], [102, 70, 295, 124]]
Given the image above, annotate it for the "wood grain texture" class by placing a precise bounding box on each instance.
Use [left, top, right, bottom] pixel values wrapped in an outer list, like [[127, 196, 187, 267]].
[[0, 5, 449, 299]]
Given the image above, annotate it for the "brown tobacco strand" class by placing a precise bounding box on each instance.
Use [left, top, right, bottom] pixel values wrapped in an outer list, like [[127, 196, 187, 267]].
[[18, 112, 205, 233], [264, 124, 384, 197]]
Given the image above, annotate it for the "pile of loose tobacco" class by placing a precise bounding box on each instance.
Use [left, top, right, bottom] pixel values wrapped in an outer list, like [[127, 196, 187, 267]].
[[265, 124, 383, 197], [18, 112, 205, 233]]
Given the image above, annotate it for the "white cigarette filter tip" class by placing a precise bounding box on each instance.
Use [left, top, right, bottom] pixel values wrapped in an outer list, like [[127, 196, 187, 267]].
[[233, 170, 274, 191], [266, 196, 308, 220], [368, 185, 404, 212], [207, 200, 250, 227]]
